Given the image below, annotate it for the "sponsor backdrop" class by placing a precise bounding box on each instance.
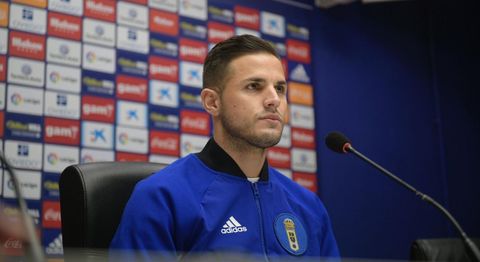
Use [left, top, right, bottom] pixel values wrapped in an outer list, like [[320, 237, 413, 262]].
[[0, 0, 316, 257]]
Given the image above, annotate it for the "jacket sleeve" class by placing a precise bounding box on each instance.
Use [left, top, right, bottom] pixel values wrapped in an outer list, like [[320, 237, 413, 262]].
[[109, 180, 177, 261]]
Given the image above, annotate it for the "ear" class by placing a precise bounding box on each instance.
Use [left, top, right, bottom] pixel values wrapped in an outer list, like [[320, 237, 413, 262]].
[[201, 88, 221, 116]]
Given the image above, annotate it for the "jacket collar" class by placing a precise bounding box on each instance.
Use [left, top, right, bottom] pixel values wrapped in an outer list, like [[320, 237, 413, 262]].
[[196, 138, 269, 181]]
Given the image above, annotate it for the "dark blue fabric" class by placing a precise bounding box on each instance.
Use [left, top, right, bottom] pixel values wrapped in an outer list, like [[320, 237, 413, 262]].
[[110, 154, 339, 260]]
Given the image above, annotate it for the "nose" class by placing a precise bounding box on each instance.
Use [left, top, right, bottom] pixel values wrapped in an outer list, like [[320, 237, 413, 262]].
[[263, 85, 281, 110]]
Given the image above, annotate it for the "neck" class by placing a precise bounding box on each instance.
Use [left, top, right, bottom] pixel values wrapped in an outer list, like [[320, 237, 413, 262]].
[[213, 133, 267, 178]]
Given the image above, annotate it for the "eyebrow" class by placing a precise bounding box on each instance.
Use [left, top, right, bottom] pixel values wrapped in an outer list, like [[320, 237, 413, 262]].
[[243, 78, 287, 86]]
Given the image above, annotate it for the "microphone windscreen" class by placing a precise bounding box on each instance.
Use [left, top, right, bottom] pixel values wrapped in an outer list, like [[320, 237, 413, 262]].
[[325, 131, 351, 153]]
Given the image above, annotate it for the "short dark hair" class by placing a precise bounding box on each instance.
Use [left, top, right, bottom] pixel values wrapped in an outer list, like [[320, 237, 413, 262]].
[[203, 35, 280, 91]]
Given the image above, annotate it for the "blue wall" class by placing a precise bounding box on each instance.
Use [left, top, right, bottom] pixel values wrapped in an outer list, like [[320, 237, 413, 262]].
[[312, 0, 480, 259]]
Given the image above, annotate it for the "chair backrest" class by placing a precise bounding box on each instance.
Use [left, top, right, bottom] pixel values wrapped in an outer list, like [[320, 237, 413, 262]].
[[59, 161, 164, 252], [410, 238, 480, 262]]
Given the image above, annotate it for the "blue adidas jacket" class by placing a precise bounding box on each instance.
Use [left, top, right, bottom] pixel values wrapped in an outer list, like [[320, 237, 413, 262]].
[[110, 139, 340, 261]]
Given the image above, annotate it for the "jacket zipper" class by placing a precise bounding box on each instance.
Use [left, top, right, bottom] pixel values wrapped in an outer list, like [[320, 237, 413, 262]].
[[252, 182, 269, 261]]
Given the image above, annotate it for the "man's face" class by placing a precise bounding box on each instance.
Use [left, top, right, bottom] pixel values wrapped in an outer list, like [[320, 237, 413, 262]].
[[218, 53, 287, 149]]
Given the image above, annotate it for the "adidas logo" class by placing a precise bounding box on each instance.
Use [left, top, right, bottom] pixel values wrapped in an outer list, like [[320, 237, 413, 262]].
[[221, 216, 248, 234], [45, 234, 63, 255]]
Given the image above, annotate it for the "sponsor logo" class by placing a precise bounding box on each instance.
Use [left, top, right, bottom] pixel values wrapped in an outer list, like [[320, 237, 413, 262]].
[[180, 61, 203, 88], [47, 37, 81, 66], [149, 110, 179, 130], [80, 148, 114, 163], [43, 174, 60, 200], [46, 64, 81, 93], [117, 1, 148, 29], [291, 128, 315, 149], [117, 100, 147, 128], [44, 117, 80, 145], [179, 0, 207, 21], [7, 85, 44, 116], [82, 70, 115, 96], [0, 29, 7, 54], [180, 110, 210, 135], [149, 0, 177, 12], [265, 38, 286, 57], [149, 56, 178, 82], [44, 91, 80, 119], [9, 31, 45, 60], [82, 44, 116, 73], [149, 80, 179, 108], [261, 11, 285, 38], [0, 2, 8, 27], [5, 114, 42, 141], [116, 152, 148, 162], [150, 34, 178, 57], [208, 5, 233, 24], [43, 144, 79, 173], [48, 0, 83, 16], [9, 4, 47, 34], [180, 133, 209, 157], [7, 57, 45, 87], [267, 147, 291, 169], [235, 6, 259, 30], [44, 233, 63, 255], [150, 9, 178, 36], [291, 148, 317, 173], [287, 23, 309, 41], [82, 95, 115, 123], [83, 18, 115, 47], [179, 38, 207, 63], [149, 154, 178, 165], [47, 12, 81, 40], [1, 236, 25, 256], [277, 168, 292, 179], [290, 105, 315, 130], [85, 0, 115, 22], [180, 88, 202, 109], [289, 82, 313, 106], [117, 75, 147, 102], [277, 125, 291, 148], [221, 216, 247, 234], [13, 0, 46, 8], [0, 111, 4, 136], [180, 20, 207, 40], [293, 172, 317, 192], [289, 63, 310, 83], [2, 157, 42, 196], [82, 121, 114, 149], [115, 126, 148, 154], [42, 201, 61, 228], [208, 22, 234, 44], [150, 130, 179, 156], [0, 56, 6, 81], [117, 26, 149, 54], [117, 51, 148, 77], [287, 39, 310, 64]]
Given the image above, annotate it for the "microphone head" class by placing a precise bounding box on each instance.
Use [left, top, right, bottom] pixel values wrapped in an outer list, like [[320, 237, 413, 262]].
[[325, 131, 352, 153]]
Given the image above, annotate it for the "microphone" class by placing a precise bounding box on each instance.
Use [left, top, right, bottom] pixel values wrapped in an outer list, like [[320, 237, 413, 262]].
[[0, 151, 45, 261], [325, 131, 480, 262]]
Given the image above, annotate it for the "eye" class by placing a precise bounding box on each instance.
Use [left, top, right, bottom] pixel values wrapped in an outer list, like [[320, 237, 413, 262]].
[[246, 82, 260, 90], [275, 84, 286, 94]]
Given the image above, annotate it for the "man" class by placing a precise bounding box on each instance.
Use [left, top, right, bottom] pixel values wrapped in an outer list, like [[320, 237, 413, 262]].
[[110, 35, 340, 260]]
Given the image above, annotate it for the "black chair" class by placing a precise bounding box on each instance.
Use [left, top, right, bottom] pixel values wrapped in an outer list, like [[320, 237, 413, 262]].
[[410, 238, 480, 261], [59, 161, 165, 260]]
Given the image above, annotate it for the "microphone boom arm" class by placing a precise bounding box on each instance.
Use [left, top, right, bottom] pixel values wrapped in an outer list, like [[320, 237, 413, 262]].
[[345, 144, 480, 262]]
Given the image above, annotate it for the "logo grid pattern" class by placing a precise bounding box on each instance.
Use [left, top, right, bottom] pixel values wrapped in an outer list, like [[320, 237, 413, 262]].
[[0, 0, 317, 257]]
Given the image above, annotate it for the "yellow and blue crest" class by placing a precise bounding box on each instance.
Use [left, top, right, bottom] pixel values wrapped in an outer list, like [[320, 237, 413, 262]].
[[274, 213, 308, 256]]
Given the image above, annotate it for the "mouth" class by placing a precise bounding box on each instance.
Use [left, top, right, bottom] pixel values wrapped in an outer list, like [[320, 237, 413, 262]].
[[259, 114, 282, 123]]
